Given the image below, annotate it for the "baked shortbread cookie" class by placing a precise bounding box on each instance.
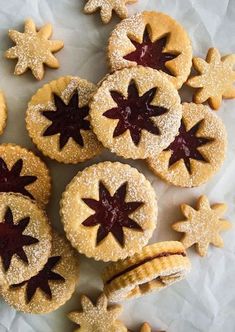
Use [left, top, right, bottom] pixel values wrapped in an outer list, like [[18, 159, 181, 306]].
[[140, 323, 165, 332], [102, 241, 191, 302], [0, 92, 7, 136], [60, 161, 157, 261]]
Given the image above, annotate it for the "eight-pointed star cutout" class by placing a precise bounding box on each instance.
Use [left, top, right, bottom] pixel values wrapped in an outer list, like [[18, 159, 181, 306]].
[[12, 256, 65, 303], [42, 91, 90, 150], [82, 181, 143, 247], [0, 158, 37, 199], [103, 82, 168, 146], [124, 28, 180, 76], [5, 19, 64, 80], [165, 119, 213, 174], [0, 207, 39, 271], [172, 195, 232, 256]]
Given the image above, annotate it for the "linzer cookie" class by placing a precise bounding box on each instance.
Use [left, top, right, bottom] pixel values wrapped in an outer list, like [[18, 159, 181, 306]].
[[102, 241, 191, 302], [0, 144, 51, 206], [1, 232, 79, 314], [187, 48, 235, 110], [0, 92, 7, 136], [68, 293, 127, 332], [60, 161, 157, 261], [147, 103, 227, 187], [90, 66, 182, 159], [84, 0, 137, 24], [172, 195, 232, 257], [26, 76, 103, 164], [0, 193, 52, 287], [108, 11, 192, 89], [5, 18, 64, 80]]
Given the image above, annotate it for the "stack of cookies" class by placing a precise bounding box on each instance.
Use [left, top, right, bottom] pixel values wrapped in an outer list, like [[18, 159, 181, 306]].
[[0, 2, 233, 332]]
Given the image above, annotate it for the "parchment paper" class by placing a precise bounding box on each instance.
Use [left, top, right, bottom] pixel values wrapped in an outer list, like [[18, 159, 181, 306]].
[[0, 0, 235, 331]]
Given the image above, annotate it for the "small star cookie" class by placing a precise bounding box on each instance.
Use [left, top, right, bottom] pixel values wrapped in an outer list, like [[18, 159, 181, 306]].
[[187, 48, 235, 110], [172, 195, 232, 256], [140, 323, 164, 332], [68, 293, 127, 332], [5, 19, 64, 80], [84, 0, 137, 24]]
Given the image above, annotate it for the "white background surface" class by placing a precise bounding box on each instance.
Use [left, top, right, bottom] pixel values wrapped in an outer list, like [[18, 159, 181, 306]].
[[0, 0, 235, 331]]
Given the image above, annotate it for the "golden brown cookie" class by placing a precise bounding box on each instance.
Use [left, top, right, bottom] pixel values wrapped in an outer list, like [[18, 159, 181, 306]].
[[139, 323, 165, 332], [187, 48, 235, 110], [5, 18, 64, 80], [172, 195, 232, 257], [84, 0, 137, 24], [68, 293, 127, 332], [90, 66, 182, 159], [26, 76, 103, 164], [102, 241, 191, 302], [147, 103, 227, 187], [1, 232, 79, 314], [0, 143, 51, 206], [0, 92, 7, 136], [60, 161, 157, 262], [108, 11, 192, 89], [0, 193, 52, 287]]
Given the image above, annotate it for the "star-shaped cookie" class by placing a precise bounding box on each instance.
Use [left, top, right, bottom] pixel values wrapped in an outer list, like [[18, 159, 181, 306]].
[[5, 19, 64, 80], [172, 195, 232, 256], [84, 0, 137, 24], [140, 323, 165, 332], [68, 293, 127, 332], [187, 48, 235, 110]]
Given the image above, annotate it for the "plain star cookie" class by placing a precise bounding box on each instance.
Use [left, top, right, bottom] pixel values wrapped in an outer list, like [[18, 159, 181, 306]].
[[1, 232, 80, 313], [0, 92, 7, 136], [147, 103, 227, 187], [90, 66, 182, 159], [84, 0, 137, 24], [26, 76, 103, 164], [108, 11, 192, 89], [139, 323, 165, 332], [102, 241, 191, 302], [187, 48, 235, 110], [0, 193, 52, 287], [68, 293, 127, 332], [0, 144, 51, 206], [5, 18, 64, 80], [172, 195, 232, 257], [60, 161, 157, 262]]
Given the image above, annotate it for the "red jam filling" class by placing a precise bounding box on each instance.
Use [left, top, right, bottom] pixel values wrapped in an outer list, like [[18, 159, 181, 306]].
[[82, 181, 143, 247], [124, 28, 180, 76], [103, 82, 168, 146], [166, 119, 213, 174], [0, 158, 37, 199], [0, 207, 39, 271], [42, 91, 90, 150], [12, 256, 65, 303]]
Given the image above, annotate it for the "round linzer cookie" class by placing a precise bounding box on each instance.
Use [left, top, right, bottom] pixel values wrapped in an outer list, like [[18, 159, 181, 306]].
[[147, 103, 227, 187], [0, 144, 51, 206], [108, 11, 192, 89], [0, 92, 7, 136], [1, 232, 80, 314], [102, 241, 191, 302], [90, 67, 182, 159], [60, 161, 157, 262], [26, 76, 103, 164], [0, 193, 52, 287]]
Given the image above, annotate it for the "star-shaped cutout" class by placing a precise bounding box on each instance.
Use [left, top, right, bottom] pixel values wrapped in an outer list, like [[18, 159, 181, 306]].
[[103, 82, 168, 146], [0, 158, 37, 199], [0, 207, 39, 271], [11, 256, 65, 303], [84, 0, 137, 24], [165, 119, 213, 174], [124, 28, 180, 76], [42, 91, 90, 150], [5, 18, 64, 80], [82, 181, 143, 247], [172, 195, 232, 256], [68, 293, 126, 332], [187, 48, 235, 110]]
